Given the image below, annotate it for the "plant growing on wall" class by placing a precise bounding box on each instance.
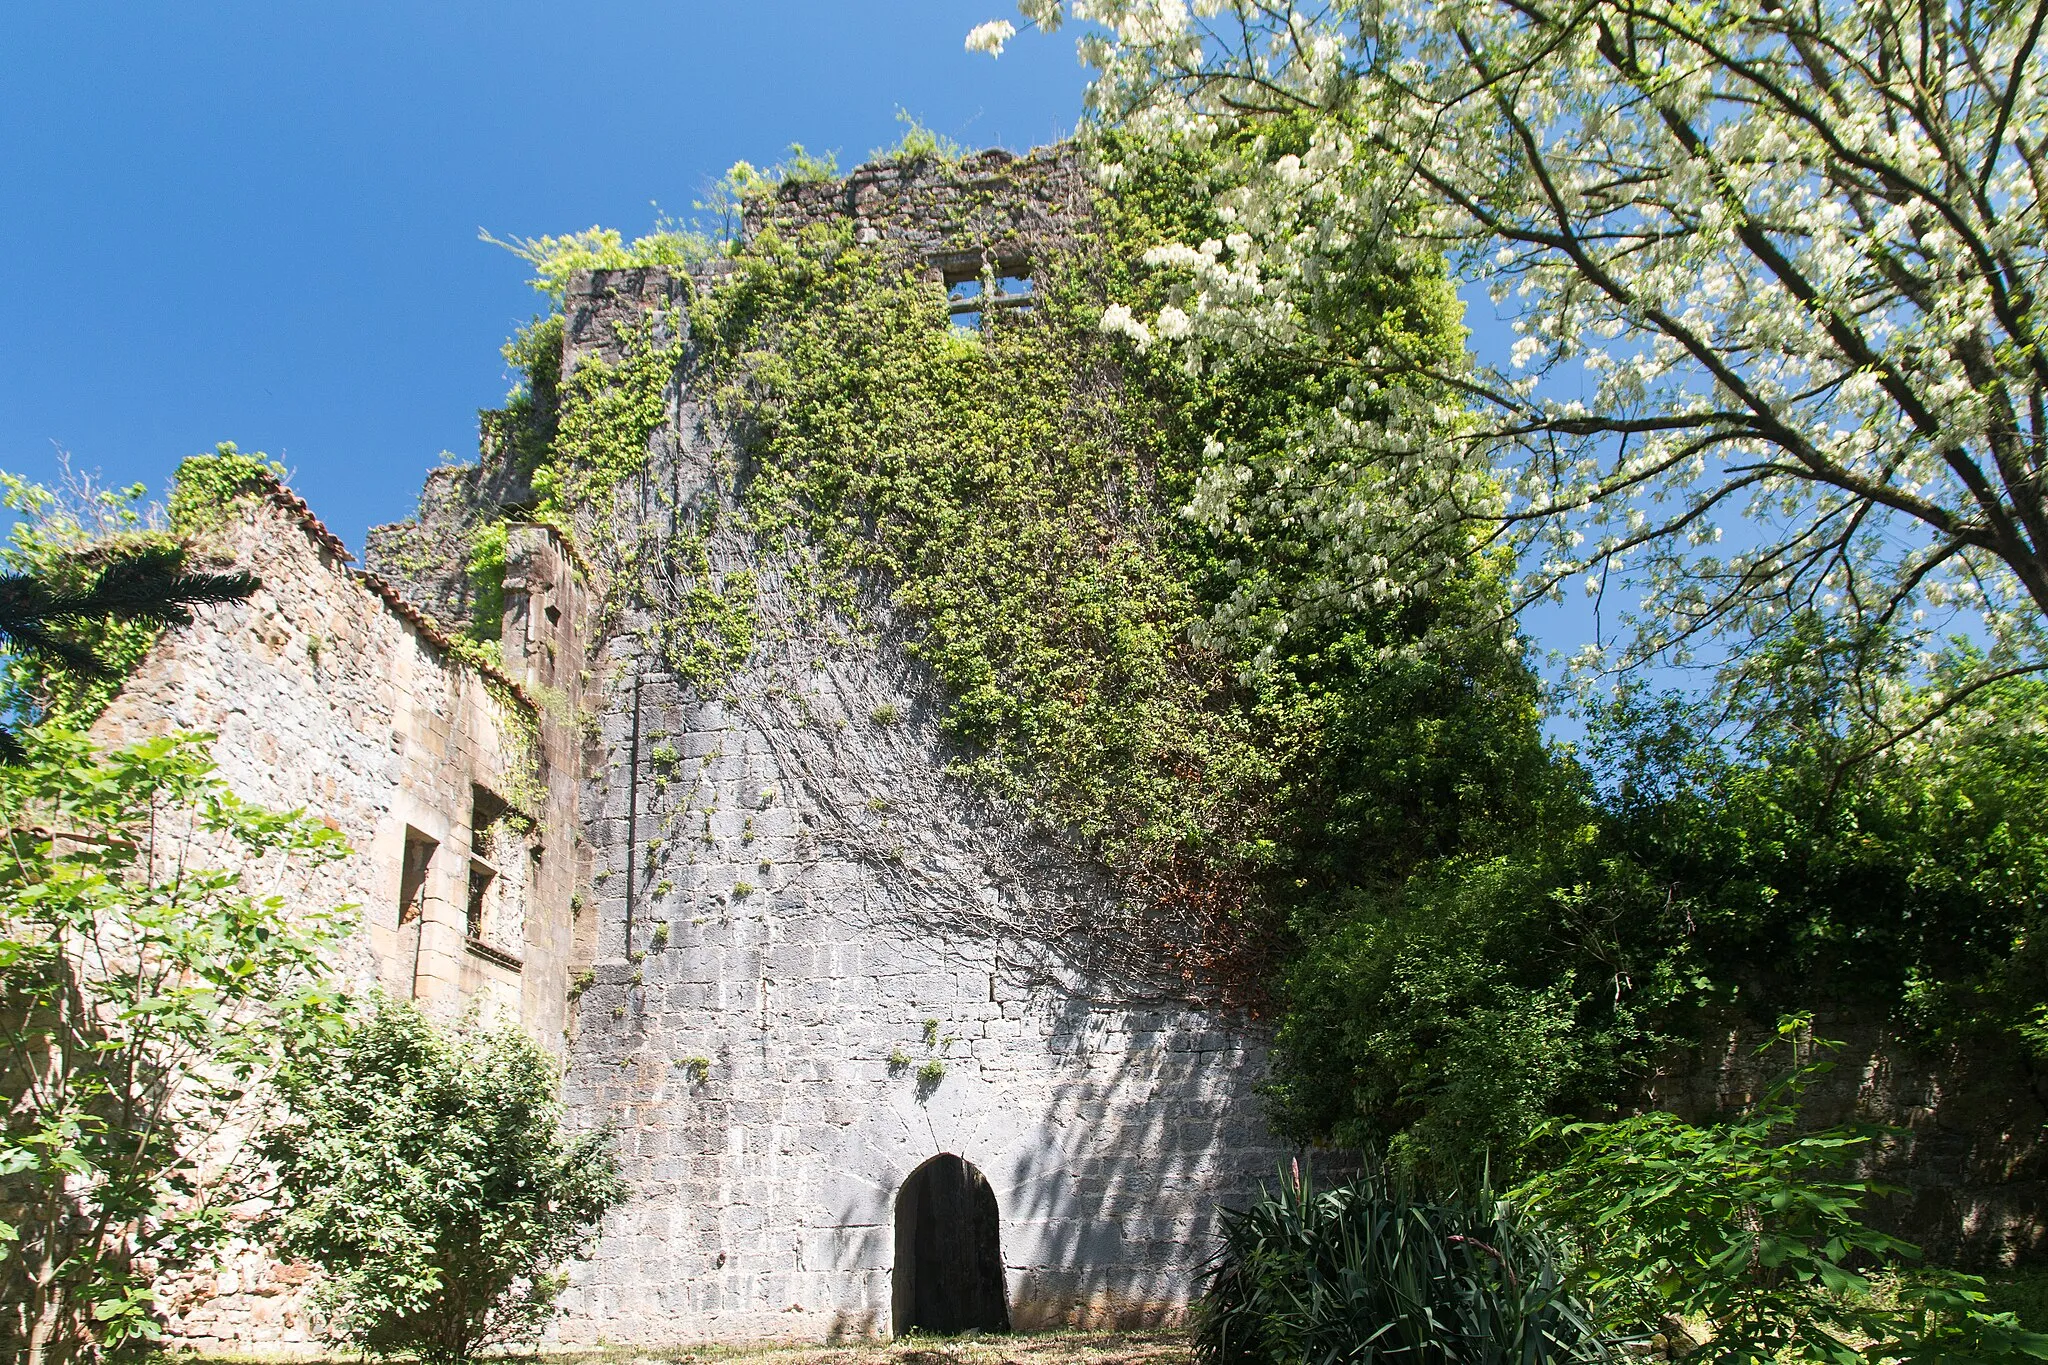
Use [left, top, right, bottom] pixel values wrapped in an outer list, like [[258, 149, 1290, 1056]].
[[0, 729, 351, 1364], [0, 462, 262, 758], [664, 151, 1539, 1001], [465, 519, 508, 644], [262, 996, 627, 1365]]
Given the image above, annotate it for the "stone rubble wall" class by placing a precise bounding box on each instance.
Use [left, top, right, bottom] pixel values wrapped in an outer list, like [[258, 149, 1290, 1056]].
[[542, 184, 1309, 1336], [88, 141, 2048, 1354], [549, 424, 1298, 1346], [748, 146, 1093, 282], [1647, 1013, 2048, 1267], [93, 493, 544, 1021], [360, 463, 500, 634], [90, 489, 585, 1352]]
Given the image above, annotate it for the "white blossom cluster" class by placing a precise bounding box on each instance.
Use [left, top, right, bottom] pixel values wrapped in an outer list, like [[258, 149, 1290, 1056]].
[[976, 0, 2048, 725]]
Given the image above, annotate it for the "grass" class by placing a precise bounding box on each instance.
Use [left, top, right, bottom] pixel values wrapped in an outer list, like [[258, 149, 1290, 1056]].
[[181, 1331, 1192, 1365], [538, 1331, 1189, 1365]]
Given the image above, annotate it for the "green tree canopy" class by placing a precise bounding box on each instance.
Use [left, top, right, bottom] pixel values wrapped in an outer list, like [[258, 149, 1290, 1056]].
[[0, 729, 350, 1364]]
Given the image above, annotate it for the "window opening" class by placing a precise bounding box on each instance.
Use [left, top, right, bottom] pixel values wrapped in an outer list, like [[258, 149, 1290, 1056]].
[[466, 785, 511, 952], [470, 785, 509, 862], [398, 829, 437, 926], [893, 1153, 1009, 1336], [947, 278, 984, 331], [466, 861, 495, 940], [944, 265, 1034, 332]]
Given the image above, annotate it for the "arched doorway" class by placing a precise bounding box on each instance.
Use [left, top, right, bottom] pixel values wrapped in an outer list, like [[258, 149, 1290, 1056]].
[[892, 1153, 1010, 1335]]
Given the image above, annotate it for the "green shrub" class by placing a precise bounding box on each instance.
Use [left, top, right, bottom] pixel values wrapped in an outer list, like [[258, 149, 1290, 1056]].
[[1515, 1018, 2048, 1363], [1196, 1167, 1612, 1364], [1986, 1270, 2048, 1334], [263, 997, 627, 1363], [166, 442, 287, 537]]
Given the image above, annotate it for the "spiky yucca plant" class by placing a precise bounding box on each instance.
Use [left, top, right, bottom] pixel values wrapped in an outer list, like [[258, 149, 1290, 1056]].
[[1196, 1165, 1614, 1365]]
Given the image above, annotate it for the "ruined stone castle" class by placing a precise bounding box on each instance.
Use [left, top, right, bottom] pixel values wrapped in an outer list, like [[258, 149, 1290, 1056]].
[[88, 145, 2048, 1351], [93, 148, 1298, 1351]]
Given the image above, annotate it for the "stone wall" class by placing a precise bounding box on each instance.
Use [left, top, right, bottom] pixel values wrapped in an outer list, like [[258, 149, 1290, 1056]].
[[548, 393, 1297, 1349], [748, 146, 1093, 282], [90, 483, 588, 1352], [360, 463, 507, 634], [92, 140, 2048, 1353], [552, 602, 1299, 1339], [1647, 1012, 2048, 1268]]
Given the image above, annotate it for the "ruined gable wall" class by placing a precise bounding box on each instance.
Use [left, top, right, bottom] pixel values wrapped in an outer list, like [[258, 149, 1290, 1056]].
[[89, 490, 585, 1352], [92, 493, 531, 1015], [750, 146, 1092, 274]]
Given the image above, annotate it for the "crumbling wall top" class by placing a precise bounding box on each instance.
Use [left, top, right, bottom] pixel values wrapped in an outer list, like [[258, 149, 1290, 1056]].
[[745, 144, 1095, 280]]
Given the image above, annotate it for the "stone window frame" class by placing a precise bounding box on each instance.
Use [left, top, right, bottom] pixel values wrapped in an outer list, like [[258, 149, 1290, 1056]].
[[935, 250, 1034, 330], [463, 785, 524, 973], [398, 827, 437, 928]]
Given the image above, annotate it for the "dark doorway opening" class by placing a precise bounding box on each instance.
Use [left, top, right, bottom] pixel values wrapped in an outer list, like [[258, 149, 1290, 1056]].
[[893, 1153, 1010, 1336]]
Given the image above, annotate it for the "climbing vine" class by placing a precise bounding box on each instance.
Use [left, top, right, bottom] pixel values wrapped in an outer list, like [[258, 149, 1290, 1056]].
[[466, 519, 509, 643], [493, 143, 1536, 1001], [531, 311, 680, 527], [692, 222, 1265, 872], [648, 530, 758, 688], [671, 148, 1538, 993]]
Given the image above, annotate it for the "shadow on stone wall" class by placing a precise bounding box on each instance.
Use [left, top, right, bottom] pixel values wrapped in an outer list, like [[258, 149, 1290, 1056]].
[[1648, 1013, 2048, 1268]]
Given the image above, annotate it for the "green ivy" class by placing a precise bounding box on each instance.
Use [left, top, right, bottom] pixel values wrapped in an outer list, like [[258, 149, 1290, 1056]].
[[531, 311, 680, 526], [491, 144, 1533, 1015], [167, 442, 289, 538], [691, 221, 1264, 869], [652, 533, 757, 689], [467, 519, 509, 642], [676, 152, 1535, 988]]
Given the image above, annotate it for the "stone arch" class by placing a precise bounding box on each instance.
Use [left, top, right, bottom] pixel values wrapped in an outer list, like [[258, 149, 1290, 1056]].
[[891, 1152, 1010, 1336]]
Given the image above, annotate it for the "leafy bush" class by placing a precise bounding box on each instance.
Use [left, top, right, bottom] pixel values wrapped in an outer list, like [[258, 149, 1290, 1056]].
[[1515, 1018, 2048, 1363], [1270, 649, 2048, 1181], [1195, 1167, 1613, 1364], [0, 729, 350, 1362], [263, 997, 627, 1364], [1269, 809, 1685, 1185]]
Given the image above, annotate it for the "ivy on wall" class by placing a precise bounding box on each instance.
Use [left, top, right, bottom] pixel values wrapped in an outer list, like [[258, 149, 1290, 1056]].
[[654, 148, 1541, 996], [531, 311, 680, 527], [479, 145, 1539, 1000], [0, 445, 289, 733], [451, 147, 2048, 1193]]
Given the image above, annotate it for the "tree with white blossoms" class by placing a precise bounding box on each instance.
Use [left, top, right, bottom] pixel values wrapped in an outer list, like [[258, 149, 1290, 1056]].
[[973, 0, 2048, 734]]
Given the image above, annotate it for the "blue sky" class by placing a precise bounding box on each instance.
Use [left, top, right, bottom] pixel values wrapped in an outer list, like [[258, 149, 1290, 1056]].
[[0, 2, 1086, 550], [1, 3, 1625, 708]]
